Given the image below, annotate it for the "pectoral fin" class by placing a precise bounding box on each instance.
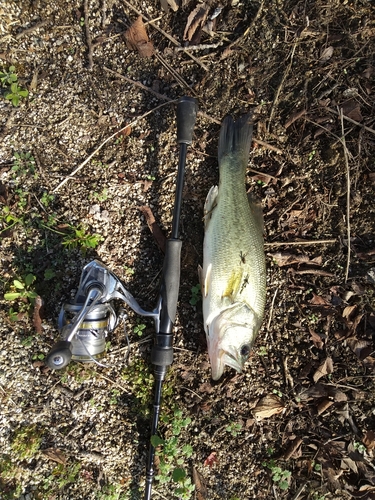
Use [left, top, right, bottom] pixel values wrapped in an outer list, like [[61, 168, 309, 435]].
[[203, 185, 218, 229], [199, 263, 212, 298]]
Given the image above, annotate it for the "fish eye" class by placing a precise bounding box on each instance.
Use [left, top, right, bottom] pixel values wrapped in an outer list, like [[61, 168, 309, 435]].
[[240, 343, 251, 359]]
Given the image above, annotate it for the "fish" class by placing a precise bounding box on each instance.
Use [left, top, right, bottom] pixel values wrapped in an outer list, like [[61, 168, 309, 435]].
[[199, 113, 266, 380]]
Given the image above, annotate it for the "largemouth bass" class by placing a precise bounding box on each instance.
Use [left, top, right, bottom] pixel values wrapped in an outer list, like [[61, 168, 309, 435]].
[[200, 114, 266, 380]]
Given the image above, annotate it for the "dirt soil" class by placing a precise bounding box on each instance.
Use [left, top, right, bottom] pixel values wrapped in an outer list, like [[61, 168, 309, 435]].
[[1, 1, 375, 499]]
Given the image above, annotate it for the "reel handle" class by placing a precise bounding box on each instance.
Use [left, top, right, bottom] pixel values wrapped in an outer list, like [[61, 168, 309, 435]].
[[176, 96, 198, 144], [46, 340, 72, 369]]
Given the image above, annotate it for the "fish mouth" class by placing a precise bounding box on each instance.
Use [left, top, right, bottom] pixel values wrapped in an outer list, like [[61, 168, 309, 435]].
[[208, 342, 243, 381]]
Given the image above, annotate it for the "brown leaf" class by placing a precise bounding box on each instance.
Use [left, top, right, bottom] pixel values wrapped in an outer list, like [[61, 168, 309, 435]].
[[0, 181, 8, 204], [138, 206, 166, 253], [346, 337, 372, 361], [203, 451, 218, 468], [160, 0, 180, 12], [342, 304, 357, 319], [42, 448, 67, 465], [341, 99, 362, 122], [310, 293, 330, 305], [32, 296, 44, 334], [319, 46, 334, 62], [270, 252, 310, 267], [309, 328, 325, 349], [317, 398, 334, 415], [193, 467, 207, 500], [183, 3, 209, 43], [363, 430, 375, 451], [252, 394, 285, 420], [124, 16, 154, 58], [283, 437, 303, 460], [313, 357, 333, 383]]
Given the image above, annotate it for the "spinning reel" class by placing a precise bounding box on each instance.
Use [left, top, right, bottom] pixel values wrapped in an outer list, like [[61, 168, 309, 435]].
[[45, 260, 159, 370]]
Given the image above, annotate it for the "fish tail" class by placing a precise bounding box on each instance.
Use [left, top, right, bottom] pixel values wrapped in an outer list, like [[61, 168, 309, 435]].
[[218, 113, 253, 166]]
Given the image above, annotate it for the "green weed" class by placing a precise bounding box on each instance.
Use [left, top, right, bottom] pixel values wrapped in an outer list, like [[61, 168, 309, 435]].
[[0, 66, 18, 86], [151, 408, 194, 499], [133, 320, 146, 337], [263, 459, 291, 490], [42, 462, 81, 491], [11, 425, 42, 460], [0, 66, 28, 106], [189, 284, 201, 306], [0, 455, 23, 499], [96, 482, 123, 499], [4, 274, 38, 304], [225, 422, 242, 437], [61, 224, 103, 253], [12, 152, 36, 177], [258, 346, 268, 356]]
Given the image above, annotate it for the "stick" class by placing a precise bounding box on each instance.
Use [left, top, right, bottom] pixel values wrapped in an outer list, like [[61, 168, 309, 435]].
[[264, 239, 337, 247], [15, 20, 49, 40], [52, 100, 177, 192], [83, 0, 94, 70], [339, 108, 351, 283], [268, 42, 297, 132], [328, 107, 375, 136], [103, 66, 172, 102]]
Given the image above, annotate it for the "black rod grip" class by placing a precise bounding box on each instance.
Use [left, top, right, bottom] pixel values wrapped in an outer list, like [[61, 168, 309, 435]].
[[159, 238, 182, 333], [176, 96, 198, 144]]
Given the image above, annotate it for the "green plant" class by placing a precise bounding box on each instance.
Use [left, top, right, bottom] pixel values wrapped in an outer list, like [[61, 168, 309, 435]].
[[263, 459, 291, 491], [354, 441, 366, 454], [134, 321, 146, 337], [258, 346, 267, 356], [121, 358, 154, 416], [272, 388, 283, 398], [91, 188, 109, 202], [96, 483, 123, 499], [123, 265, 135, 276], [189, 284, 201, 306], [61, 224, 103, 253], [4, 274, 38, 304], [5, 82, 28, 106], [225, 422, 242, 437], [42, 462, 81, 491], [0, 66, 18, 86], [40, 192, 55, 207], [12, 152, 36, 177], [0, 454, 23, 499], [151, 408, 194, 499], [11, 425, 42, 460]]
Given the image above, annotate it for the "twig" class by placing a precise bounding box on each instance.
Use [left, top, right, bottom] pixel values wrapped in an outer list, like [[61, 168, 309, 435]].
[[174, 42, 223, 52], [328, 107, 375, 136], [154, 51, 197, 96], [83, 0, 94, 70], [226, 0, 264, 51], [121, 0, 208, 71], [291, 483, 306, 500], [52, 100, 177, 192], [103, 66, 172, 102], [339, 108, 351, 283], [264, 239, 337, 247], [15, 20, 48, 39], [268, 42, 297, 132], [253, 138, 282, 154], [266, 287, 278, 336]]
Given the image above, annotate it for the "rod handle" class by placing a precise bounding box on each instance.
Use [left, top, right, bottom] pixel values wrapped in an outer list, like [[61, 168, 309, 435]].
[[176, 96, 198, 144], [159, 238, 182, 332]]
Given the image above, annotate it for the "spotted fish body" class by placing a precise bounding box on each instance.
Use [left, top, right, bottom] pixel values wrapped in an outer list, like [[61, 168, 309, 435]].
[[200, 114, 266, 380]]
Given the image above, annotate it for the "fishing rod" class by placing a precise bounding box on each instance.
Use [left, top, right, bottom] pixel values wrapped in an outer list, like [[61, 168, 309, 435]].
[[44, 96, 198, 498], [144, 96, 198, 499]]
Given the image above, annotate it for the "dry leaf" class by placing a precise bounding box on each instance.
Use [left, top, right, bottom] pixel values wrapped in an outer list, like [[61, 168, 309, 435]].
[[363, 430, 375, 451], [193, 467, 207, 500], [270, 252, 310, 267], [317, 398, 334, 415], [160, 0, 180, 12], [309, 328, 325, 349], [342, 304, 357, 319], [341, 99, 363, 122], [42, 448, 67, 465], [124, 16, 154, 58], [320, 46, 334, 62], [203, 451, 218, 468], [139, 206, 166, 253], [313, 357, 333, 383], [183, 3, 209, 43], [33, 296, 44, 334], [346, 337, 373, 361], [252, 394, 285, 420]]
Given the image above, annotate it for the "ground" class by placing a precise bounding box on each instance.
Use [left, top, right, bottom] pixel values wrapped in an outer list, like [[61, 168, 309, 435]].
[[0, 0, 375, 499]]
